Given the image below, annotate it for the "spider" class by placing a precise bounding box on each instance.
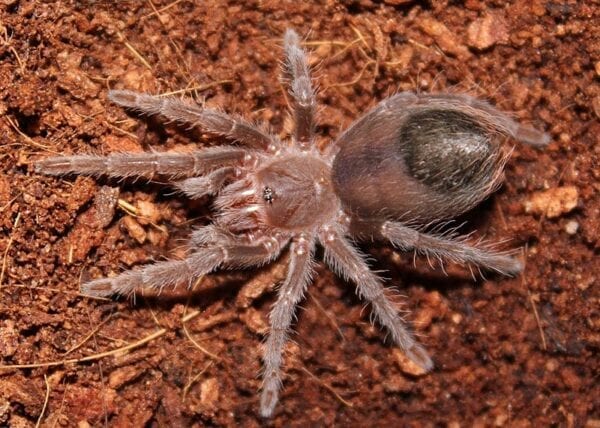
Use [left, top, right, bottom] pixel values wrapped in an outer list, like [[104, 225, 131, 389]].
[[36, 29, 549, 417]]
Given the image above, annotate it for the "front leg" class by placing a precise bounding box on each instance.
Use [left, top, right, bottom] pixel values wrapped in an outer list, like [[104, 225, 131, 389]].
[[260, 234, 315, 418], [84, 232, 289, 297], [283, 29, 316, 148], [36, 146, 247, 179], [108, 90, 279, 151]]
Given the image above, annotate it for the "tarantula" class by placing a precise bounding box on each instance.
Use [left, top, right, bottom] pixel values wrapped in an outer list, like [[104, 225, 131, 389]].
[[36, 29, 549, 417]]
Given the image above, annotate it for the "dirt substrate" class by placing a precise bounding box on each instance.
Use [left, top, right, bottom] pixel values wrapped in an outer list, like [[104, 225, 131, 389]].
[[0, 1, 598, 426]]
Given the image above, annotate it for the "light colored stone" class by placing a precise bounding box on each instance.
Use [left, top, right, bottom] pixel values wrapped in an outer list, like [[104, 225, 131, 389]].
[[200, 378, 220, 410], [419, 17, 471, 59], [393, 348, 428, 376], [122, 216, 146, 244], [467, 13, 509, 50], [524, 186, 579, 218], [564, 220, 579, 235]]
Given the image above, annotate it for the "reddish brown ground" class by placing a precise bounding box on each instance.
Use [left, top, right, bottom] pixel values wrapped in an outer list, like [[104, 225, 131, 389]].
[[0, 1, 598, 426]]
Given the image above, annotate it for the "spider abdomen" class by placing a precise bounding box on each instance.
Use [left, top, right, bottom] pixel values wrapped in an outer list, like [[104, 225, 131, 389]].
[[332, 97, 505, 222]]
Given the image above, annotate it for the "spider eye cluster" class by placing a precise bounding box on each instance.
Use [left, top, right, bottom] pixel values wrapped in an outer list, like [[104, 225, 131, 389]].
[[262, 186, 274, 204], [255, 156, 338, 230]]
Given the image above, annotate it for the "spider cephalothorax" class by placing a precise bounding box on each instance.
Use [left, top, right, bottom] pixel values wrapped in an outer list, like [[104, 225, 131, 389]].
[[36, 29, 549, 417]]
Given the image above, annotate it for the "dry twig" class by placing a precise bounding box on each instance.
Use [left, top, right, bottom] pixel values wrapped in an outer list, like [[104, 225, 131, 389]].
[[35, 375, 51, 428]]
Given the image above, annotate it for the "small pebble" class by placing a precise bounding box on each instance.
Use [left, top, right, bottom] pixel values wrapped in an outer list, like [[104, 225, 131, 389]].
[[94, 186, 119, 228], [467, 13, 509, 50], [393, 348, 428, 377], [494, 413, 509, 426], [545, 359, 559, 372], [564, 220, 579, 235], [523, 186, 579, 218], [0, 174, 10, 207], [414, 308, 435, 329], [0, 320, 19, 357], [200, 378, 220, 411], [122, 216, 146, 244], [109, 365, 142, 389], [136, 200, 162, 225], [419, 17, 470, 59], [560, 367, 582, 391], [451, 312, 463, 324]]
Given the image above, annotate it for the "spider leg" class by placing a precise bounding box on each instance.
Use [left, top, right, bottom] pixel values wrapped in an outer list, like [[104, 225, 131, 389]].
[[319, 226, 434, 372], [260, 234, 315, 418], [108, 90, 279, 151], [188, 225, 231, 247], [414, 93, 550, 146], [36, 146, 247, 179], [175, 166, 235, 198], [283, 29, 316, 149], [419, 94, 550, 146], [82, 233, 289, 297], [381, 221, 522, 275]]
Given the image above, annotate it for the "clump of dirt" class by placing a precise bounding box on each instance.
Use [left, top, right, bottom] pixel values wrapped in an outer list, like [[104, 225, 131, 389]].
[[0, 1, 598, 426]]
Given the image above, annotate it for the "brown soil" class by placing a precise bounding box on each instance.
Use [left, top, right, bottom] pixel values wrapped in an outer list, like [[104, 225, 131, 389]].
[[1, 1, 598, 426]]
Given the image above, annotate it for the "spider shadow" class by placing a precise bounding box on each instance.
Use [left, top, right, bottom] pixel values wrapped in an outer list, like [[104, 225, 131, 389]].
[[341, 198, 513, 312], [119, 271, 254, 313], [394, 198, 507, 294]]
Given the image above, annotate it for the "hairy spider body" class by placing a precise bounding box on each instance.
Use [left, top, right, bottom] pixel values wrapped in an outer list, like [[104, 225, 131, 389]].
[[36, 29, 549, 417]]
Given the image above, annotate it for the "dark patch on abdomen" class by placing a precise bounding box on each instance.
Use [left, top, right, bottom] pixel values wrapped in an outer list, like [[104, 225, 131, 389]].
[[400, 109, 495, 192]]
